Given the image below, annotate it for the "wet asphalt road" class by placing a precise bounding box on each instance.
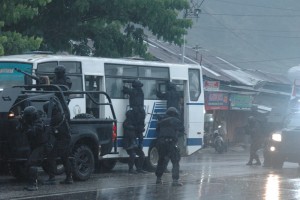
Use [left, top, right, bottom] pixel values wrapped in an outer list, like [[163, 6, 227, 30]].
[[1, 147, 300, 200]]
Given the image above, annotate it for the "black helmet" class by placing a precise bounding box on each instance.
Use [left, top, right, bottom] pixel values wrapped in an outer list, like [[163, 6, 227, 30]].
[[23, 106, 38, 123], [54, 65, 66, 74], [166, 107, 179, 117], [167, 82, 176, 90], [132, 80, 143, 88]]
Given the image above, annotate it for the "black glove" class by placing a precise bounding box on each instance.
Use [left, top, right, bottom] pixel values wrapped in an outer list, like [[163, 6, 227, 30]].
[[138, 142, 143, 150]]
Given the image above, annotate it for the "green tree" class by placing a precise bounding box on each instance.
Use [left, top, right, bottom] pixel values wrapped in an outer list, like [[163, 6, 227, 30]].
[[18, 0, 192, 58], [0, 0, 50, 55]]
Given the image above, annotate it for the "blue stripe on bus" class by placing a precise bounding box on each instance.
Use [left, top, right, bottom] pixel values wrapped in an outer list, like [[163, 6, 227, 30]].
[[186, 103, 205, 105], [187, 138, 202, 146]]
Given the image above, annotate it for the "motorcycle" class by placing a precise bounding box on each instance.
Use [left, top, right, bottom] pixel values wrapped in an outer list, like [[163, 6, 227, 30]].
[[213, 125, 227, 154]]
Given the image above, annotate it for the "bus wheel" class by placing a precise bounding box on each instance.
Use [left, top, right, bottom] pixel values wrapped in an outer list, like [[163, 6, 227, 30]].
[[9, 162, 28, 180], [98, 160, 117, 172], [72, 145, 95, 181], [145, 143, 159, 172]]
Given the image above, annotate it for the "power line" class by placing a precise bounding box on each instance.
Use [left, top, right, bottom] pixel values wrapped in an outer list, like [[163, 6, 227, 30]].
[[195, 25, 300, 33], [201, 12, 300, 18], [201, 8, 285, 66], [211, 0, 300, 12]]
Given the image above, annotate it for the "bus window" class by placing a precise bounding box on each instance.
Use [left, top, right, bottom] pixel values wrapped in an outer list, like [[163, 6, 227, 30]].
[[105, 64, 138, 77], [139, 67, 169, 79], [106, 77, 124, 98], [188, 69, 201, 101], [37, 61, 83, 97], [140, 79, 157, 100], [59, 61, 81, 73]]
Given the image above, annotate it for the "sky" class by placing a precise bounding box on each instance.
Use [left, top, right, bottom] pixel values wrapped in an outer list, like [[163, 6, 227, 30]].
[[185, 0, 300, 75]]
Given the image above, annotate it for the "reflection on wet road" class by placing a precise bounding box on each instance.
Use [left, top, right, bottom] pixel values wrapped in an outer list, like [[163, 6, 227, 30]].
[[2, 148, 300, 200]]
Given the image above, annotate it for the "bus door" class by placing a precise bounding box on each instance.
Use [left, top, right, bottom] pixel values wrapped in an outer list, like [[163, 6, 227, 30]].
[[172, 79, 188, 156], [186, 68, 204, 155], [84, 75, 104, 118]]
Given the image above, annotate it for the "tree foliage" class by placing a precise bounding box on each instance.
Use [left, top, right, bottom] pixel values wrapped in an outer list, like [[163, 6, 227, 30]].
[[0, 0, 50, 55], [4, 0, 192, 58]]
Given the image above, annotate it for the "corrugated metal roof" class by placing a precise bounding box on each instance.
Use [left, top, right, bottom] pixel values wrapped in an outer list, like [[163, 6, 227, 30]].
[[146, 37, 291, 86]]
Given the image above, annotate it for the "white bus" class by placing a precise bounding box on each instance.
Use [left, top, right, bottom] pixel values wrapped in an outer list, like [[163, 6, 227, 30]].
[[0, 54, 205, 170]]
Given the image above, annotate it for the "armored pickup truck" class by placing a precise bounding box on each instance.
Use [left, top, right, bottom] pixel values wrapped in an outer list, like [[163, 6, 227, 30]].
[[0, 85, 117, 181], [264, 112, 300, 168]]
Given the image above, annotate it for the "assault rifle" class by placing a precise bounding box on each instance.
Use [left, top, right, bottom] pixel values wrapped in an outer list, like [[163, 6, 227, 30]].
[[14, 68, 49, 85]]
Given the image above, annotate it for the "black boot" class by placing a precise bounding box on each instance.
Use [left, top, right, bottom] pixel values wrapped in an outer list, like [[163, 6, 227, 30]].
[[24, 180, 38, 191], [43, 176, 56, 185], [128, 168, 137, 174], [60, 175, 73, 184], [24, 167, 38, 191], [156, 177, 163, 184], [172, 180, 183, 186], [253, 158, 261, 166]]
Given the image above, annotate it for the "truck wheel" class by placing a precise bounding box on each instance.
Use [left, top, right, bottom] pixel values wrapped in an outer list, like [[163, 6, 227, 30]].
[[42, 162, 65, 176], [145, 143, 159, 171], [9, 162, 28, 180], [98, 160, 117, 172], [72, 145, 95, 181]]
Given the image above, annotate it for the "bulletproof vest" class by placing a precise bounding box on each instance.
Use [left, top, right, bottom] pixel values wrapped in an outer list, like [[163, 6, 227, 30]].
[[166, 90, 180, 110], [129, 88, 144, 108], [25, 119, 48, 149], [50, 107, 71, 139], [52, 76, 72, 89], [157, 116, 181, 139]]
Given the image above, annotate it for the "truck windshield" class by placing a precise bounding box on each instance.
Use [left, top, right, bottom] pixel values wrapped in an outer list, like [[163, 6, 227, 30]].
[[0, 62, 32, 90]]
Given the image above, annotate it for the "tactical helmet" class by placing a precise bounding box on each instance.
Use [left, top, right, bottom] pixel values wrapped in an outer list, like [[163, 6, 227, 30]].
[[132, 80, 143, 88], [167, 82, 176, 90], [166, 107, 179, 117], [23, 106, 38, 123], [54, 65, 66, 74]]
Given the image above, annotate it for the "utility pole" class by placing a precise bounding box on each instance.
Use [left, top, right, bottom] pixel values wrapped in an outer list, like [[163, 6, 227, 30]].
[[182, 0, 204, 63]]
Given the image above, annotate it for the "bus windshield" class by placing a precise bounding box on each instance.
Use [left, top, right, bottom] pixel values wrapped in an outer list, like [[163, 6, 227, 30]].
[[0, 62, 32, 90]]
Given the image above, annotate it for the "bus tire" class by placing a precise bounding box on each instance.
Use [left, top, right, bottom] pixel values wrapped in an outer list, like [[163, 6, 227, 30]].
[[145, 142, 159, 172], [72, 145, 95, 181], [98, 160, 117, 172]]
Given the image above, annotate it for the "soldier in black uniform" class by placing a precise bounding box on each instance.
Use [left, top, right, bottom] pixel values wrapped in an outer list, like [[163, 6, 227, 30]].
[[155, 107, 184, 186], [43, 100, 73, 185], [123, 110, 146, 174], [21, 106, 48, 191], [52, 66, 72, 89], [123, 80, 145, 149], [157, 82, 180, 111], [245, 116, 264, 166]]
